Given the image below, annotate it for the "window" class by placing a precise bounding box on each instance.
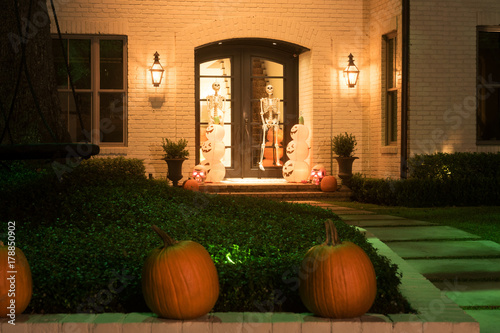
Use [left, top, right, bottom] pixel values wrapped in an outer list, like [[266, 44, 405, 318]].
[[477, 28, 500, 143], [383, 32, 398, 145], [52, 35, 127, 145]]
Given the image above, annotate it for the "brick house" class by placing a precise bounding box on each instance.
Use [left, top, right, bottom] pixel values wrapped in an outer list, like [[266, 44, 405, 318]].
[[49, 0, 500, 181]]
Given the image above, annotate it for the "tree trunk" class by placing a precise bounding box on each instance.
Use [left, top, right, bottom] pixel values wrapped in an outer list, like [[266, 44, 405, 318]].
[[0, 0, 70, 144]]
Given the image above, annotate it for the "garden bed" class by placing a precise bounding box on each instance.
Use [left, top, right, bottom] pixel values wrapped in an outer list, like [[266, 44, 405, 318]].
[[3, 158, 404, 315]]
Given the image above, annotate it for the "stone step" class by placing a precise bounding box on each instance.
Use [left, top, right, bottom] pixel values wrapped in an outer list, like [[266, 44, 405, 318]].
[[362, 226, 481, 242], [387, 240, 500, 259], [200, 183, 321, 193], [405, 258, 500, 281], [434, 281, 500, 307], [338, 214, 407, 221], [348, 219, 436, 228], [465, 310, 500, 333], [208, 191, 352, 201]]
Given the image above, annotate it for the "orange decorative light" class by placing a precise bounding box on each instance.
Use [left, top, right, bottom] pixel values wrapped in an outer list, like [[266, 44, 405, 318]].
[[150, 52, 164, 87], [343, 53, 359, 88]]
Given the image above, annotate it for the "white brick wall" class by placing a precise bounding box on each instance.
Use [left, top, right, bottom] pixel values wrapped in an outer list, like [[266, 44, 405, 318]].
[[409, 0, 500, 157], [48, 0, 500, 180]]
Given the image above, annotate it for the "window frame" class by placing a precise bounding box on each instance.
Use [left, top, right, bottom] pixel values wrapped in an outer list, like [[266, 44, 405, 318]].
[[52, 34, 128, 146], [476, 26, 500, 145], [383, 31, 398, 146]]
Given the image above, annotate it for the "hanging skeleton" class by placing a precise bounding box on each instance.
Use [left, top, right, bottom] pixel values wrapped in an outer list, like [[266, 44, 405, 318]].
[[258, 84, 281, 171], [206, 82, 226, 125]]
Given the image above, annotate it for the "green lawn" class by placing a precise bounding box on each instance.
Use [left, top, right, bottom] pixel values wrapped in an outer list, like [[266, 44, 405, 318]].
[[326, 201, 500, 245]]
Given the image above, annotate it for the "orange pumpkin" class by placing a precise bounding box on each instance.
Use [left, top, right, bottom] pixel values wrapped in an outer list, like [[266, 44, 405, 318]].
[[0, 241, 32, 317], [183, 178, 200, 191], [299, 220, 376, 318], [142, 225, 219, 319], [320, 175, 338, 192]]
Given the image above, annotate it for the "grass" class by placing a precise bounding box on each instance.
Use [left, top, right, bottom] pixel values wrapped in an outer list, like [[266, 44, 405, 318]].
[[325, 201, 500, 245]]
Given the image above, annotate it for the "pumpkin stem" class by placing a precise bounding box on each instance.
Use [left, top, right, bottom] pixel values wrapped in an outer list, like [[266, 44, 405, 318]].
[[152, 225, 178, 248], [0, 241, 3, 247], [324, 219, 341, 246]]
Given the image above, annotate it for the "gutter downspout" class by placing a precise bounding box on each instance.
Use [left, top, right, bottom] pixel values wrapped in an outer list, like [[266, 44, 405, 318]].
[[400, 0, 410, 179]]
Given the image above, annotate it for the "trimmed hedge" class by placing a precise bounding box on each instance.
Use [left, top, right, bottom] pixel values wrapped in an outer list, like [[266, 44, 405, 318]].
[[350, 152, 500, 207], [0, 158, 410, 315]]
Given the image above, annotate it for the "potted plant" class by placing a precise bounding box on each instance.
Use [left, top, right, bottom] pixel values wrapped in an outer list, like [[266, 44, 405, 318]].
[[331, 132, 358, 187], [162, 138, 189, 186]]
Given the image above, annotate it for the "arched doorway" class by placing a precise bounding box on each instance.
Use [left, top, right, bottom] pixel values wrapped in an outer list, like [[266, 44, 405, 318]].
[[195, 39, 308, 178]]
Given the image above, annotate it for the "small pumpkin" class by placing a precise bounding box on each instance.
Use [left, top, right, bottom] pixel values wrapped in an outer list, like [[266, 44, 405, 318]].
[[320, 175, 337, 192], [299, 220, 376, 318], [0, 241, 33, 317], [142, 226, 219, 319], [183, 178, 200, 191]]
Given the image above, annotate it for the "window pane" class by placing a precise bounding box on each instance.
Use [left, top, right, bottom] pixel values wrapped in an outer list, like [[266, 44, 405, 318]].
[[200, 77, 231, 100], [69, 39, 91, 89], [387, 38, 395, 88], [52, 39, 68, 89], [59, 92, 92, 142], [200, 58, 231, 76], [477, 87, 500, 141], [388, 91, 398, 142], [100, 40, 124, 89], [252, 58, 283, 77], [100, 93, 124, 142], [478, 32, 500, 83]]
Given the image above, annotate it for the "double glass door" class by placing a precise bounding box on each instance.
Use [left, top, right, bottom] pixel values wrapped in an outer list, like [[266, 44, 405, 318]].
[[196, 42, 298, 178]]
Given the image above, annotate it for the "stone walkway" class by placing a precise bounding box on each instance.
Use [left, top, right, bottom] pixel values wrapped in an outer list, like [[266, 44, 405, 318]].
[[303, 201, 500, 333]]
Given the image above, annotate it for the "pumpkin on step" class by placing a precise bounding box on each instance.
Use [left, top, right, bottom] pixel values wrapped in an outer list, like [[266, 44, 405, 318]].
[[0, 241, 32, 317], [183, 178, 200, 191], [299, 220, 376, 318], [142, 225, 219, 319], [320, 175, 337, 192]]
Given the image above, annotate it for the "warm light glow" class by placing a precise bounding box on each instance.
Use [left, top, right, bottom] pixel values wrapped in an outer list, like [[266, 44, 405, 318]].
[[150, 52, 164, 87], [343, 53, 359, 88]]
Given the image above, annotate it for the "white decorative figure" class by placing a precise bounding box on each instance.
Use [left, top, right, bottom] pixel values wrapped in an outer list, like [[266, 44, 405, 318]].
[[206, 82, 226, 125], [283, 117, 310, 182], [258, 84, 282, 171], [200, 83, 226, 182]]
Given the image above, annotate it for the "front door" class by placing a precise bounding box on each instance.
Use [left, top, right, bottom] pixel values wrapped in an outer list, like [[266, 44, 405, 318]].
[[196, 40, 301, 178]]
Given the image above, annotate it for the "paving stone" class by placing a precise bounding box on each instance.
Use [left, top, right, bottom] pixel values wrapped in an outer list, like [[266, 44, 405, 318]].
[[330, 210, 374, 215], [363, 226, 480, 241], [433, 281, 500, 306], [349, 219, 436, 227], [387, 240, 500, 258], [465, 310, 500, 333], [339, 214, 403, 220], [405, 258, 500, 280]]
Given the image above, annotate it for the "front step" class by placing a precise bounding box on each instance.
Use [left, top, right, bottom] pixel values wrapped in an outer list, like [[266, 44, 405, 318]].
[[198, 180, 352, 201]]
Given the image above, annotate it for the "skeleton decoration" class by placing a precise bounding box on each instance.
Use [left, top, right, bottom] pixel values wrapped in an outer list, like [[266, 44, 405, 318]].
[[283, 117, 310, 182], [206, 82, 226, 125], [199, 83, 227, 182], [258, 85, 282, 171]]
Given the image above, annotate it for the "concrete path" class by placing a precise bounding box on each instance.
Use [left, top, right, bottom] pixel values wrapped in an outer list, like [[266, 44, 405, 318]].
[[305, 202, 500, 333]]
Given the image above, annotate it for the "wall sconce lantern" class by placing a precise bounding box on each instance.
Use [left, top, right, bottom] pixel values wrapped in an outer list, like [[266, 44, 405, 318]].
[[150, 51, 164, 87], [343, 53, 360, 88]]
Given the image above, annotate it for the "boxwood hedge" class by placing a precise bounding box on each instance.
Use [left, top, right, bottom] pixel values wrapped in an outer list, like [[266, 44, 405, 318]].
[[1, 158, 410, 315]]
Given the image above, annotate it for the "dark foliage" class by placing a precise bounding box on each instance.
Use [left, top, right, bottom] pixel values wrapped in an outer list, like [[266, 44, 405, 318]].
[[1, 158, 410, 315], [350, 152, 500, 207]]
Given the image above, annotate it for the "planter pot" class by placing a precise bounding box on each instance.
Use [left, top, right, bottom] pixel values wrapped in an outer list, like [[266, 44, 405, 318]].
[[334, 156, 358, 187], [164, 158, 186, 186]]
